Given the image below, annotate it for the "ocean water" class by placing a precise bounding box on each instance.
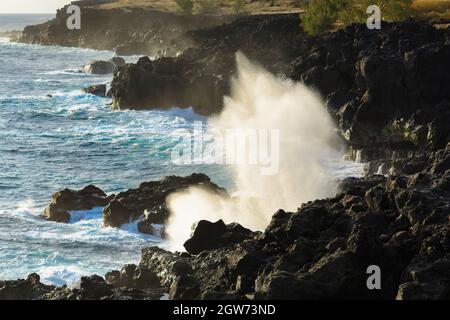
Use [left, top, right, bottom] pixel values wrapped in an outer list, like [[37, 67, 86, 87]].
[[0, 36, 364, 285], [0, 14, 55, 32], [0, 38, 232, 285]]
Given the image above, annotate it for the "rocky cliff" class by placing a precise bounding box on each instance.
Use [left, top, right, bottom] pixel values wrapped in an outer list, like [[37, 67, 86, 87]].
[[2, 143, 449, 300], [19, 5, 233, 57], [111, 16, 450, 159]]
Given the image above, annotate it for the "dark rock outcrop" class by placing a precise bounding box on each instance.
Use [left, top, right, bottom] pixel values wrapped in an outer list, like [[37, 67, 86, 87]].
[[136, 144, 450, 300], [313, 22, 450, 156], [0, 273, 166, 300], [19, 6, 233, 57], [111, 55, 230, 115], [83, 60, 116, 74], [82, 57, 126, 75], [111, 17, 449, 156], [42, 174, 224, 238], [0, 274, 54, 300], [43, 185, 108, 223], [110, 14, 304, 115], [20, 9, 449, 156], [102, 173, 227, 231], [5, 144, 450, 300], [83, 84, 107, 97], [105, 264, 160, 290], [184, 220, 257, 255]]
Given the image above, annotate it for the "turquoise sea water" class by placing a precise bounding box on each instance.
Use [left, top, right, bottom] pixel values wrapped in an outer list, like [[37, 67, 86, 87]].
[[0, 37, 231, 285]]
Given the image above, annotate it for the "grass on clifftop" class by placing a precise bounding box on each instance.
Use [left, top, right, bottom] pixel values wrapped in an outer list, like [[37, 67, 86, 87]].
[[89, 0, 449, 35], [413, 0, 450, 19], [301, 0, 450, 36], [93, 0, 450, 18], [94, 0, 305, 15]]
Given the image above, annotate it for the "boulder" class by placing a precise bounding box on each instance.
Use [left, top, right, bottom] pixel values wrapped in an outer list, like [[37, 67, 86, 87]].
[[83, 84, 107, 97], [83, 60, 116, 74], [102, 200, 132, 228], [136, 219, 156, 236], [184, 220, 256, 255], [136, 219, 166, 238], [43, 185, 108, 223], [102, 173, 227, 229]]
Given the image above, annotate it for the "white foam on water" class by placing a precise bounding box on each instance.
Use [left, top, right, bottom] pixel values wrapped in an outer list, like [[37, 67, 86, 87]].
[[38, 265, 85, 287], [38, 70, 87, 76], [4, 198, 41, 223], [69, 207, 104, 223], [0, 198, 163, 285], [120, 219, 142, 234]]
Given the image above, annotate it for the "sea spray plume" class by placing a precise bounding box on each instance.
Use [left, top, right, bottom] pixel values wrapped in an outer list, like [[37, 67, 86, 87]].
[[166, 53, 343, 250]]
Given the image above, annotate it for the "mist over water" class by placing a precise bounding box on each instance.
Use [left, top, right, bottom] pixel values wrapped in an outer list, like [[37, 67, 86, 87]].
[[166, 53, 345, 250]]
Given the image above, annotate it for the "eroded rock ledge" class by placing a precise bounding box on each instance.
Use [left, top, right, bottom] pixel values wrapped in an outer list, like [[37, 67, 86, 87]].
[[3, 143, 449, 300], [19, 6, 233, 57], [141, 144, 449, 300], [111, 17, 450, 157], [110, 14, 303, 115], [42, 173, 226, 236]]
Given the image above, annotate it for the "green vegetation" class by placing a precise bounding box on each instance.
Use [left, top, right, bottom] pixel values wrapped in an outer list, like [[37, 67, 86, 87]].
[[340, 0, 414, 25], [96, 0, 304, 15], [413, 0, 450, 19], [175, 0, 194, 15], [301, 0, 347, 36], [301, 0, 418, 36], [196, 0, 220, 14], [92, 0, 449, 26], [232, 0, 246, 15]]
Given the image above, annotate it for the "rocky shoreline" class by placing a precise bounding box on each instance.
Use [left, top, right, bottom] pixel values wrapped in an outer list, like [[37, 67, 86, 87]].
[[42, 173, 225, 237], [1, 143, 449, 300], [4, 6, 448, 301]]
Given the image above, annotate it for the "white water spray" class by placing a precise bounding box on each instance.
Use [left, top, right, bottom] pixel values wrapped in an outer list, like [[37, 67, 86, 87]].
[[166, 53, 343, 250]]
